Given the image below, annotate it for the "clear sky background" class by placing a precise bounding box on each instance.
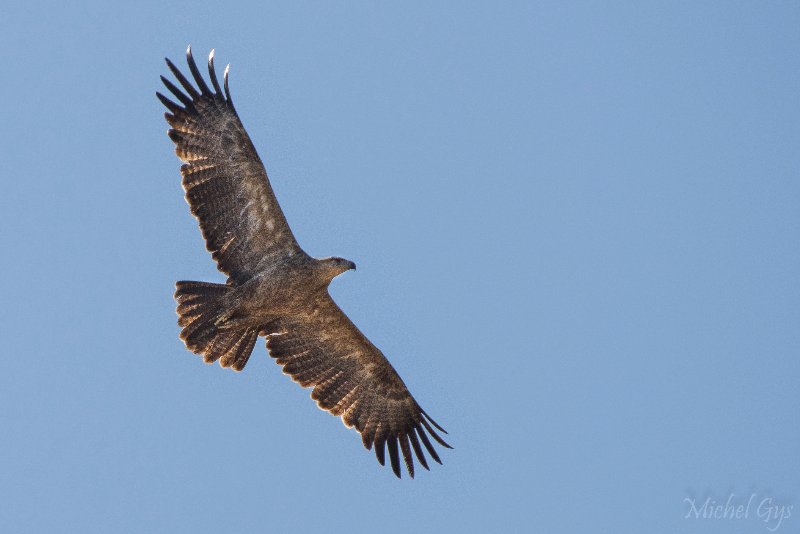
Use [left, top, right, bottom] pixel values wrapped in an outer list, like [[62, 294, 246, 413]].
[[1, 2, 798, 533]]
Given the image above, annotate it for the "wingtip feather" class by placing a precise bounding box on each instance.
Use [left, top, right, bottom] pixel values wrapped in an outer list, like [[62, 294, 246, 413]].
[[207, 50, 223, 97], [399, 432, 415, 478], [421, 408, 448, 434], [185, 46, 212, 96], [223, 63, 233, 104], [387, 437, 402, 478], [416, 425, 443, 465]]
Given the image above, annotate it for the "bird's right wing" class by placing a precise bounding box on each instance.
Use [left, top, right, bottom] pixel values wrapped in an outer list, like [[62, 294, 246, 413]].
[[263, 292, 451, 478], [158, 47, 303, 284]]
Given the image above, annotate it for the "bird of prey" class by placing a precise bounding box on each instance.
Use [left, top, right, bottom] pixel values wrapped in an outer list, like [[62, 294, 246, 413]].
[[157, 47, 451, 478]]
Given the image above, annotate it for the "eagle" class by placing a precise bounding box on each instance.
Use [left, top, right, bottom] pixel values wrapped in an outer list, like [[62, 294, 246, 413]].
[[157, 47, 451, 478]]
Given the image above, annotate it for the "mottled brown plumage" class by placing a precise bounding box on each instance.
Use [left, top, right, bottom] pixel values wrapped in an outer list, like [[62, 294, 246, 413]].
[[159, 47, 451, 478]]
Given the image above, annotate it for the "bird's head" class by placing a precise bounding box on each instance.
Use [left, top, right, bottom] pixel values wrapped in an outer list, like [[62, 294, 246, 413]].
[[319, 256, 357, 282]]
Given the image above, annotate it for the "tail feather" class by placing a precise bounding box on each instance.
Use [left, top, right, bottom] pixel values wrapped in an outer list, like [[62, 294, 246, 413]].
[[174, 281, 257, 371], [215, 328, 258, 370]]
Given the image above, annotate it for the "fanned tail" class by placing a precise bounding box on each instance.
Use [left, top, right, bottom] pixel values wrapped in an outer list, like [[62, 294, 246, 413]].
[[174, 281, 257, 371]]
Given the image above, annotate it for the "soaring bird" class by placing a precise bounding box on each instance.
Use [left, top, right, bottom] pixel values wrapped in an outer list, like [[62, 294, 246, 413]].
[[157, 47, 451, 478]]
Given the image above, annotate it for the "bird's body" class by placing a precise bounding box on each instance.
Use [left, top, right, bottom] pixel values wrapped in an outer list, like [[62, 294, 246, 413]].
[[158, 47, 450, 478], [214, 254, 354, 330]]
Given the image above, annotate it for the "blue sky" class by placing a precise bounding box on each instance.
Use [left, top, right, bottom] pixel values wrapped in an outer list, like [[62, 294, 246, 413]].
[[1, 2, 798, 533]]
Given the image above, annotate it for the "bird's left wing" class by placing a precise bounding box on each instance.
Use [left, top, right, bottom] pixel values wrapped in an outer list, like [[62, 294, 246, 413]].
[[263, 293, 451, 478], [158, 47, 303, 284]]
